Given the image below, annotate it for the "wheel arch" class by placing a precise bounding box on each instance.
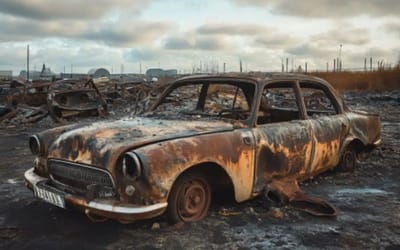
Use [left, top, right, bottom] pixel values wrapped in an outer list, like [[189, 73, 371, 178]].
[[341, 137, 365, 159], [167, 162, 235, 202]]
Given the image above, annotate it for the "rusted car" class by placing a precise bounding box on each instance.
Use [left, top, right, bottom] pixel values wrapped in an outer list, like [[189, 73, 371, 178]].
[[24, 73, 381, 223], [47, 79, 108, 122]]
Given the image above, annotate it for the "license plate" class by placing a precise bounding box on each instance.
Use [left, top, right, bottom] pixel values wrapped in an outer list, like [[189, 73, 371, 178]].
[[34, 185, 65, 209]]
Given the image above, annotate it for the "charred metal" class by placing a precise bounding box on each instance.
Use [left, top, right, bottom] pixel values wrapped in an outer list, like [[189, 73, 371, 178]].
[[0, 78, 170, 125], [23, 73, 381, 223]]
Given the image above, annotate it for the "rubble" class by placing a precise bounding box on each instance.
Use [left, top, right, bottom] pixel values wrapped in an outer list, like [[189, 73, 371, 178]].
[[1, 88, 399, 249], [0, 77, 173, 127]]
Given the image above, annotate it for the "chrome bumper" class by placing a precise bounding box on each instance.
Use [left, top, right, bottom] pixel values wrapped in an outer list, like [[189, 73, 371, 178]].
[[24, 168, 167, 222]]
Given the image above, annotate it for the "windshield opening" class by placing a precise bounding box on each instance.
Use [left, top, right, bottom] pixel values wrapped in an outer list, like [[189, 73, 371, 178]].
[[151, 81, 254, 121]]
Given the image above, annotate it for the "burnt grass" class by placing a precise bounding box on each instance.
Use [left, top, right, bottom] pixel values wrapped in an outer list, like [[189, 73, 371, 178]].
[[1, 90, 399, 250]]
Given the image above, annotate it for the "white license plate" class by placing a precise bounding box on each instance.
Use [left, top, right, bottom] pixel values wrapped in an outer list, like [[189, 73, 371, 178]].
[[34, 185, 65, 209]]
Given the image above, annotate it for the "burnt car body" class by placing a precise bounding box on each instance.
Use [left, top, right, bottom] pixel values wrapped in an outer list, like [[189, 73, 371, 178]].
[[24, 73, 381, 223], [47, 79, 107, 122]]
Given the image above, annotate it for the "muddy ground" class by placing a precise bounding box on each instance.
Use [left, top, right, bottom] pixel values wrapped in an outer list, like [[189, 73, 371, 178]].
[[0, 90, 399, 250]]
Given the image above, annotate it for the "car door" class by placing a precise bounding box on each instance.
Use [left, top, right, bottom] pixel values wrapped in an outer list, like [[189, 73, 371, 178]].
[[252, 81, 313, 193], [299, 81, 349, 176]]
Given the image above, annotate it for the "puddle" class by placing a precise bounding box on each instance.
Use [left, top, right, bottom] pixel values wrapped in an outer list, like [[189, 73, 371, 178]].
[[334, 188, 390, 196], [6, 178, 22, 184]]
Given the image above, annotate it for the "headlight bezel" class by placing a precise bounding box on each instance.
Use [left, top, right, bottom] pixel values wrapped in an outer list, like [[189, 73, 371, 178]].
[[122, 152, 142, 179], [29, 135, 42, 156]]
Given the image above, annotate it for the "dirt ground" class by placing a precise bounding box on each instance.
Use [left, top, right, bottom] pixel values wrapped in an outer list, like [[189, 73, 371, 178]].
[[0, 90, 399, 250]]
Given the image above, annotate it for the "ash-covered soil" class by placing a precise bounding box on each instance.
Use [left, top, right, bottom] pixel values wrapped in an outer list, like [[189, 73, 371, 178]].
[[0, 91, 399, 250]]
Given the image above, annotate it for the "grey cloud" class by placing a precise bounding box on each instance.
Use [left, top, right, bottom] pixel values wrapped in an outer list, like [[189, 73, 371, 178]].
[[311, 26, 370, 46], [82, 21, 174, 47], [196, 36, 232, 50], [125, 48, 160, 62], [163, 37, 193, 50], [0, 15, 173, 47], [0, 17, 85, 42], [232, 0, 400, 18], [254, 34, 297, 49], [0, 0, 150, 20], [197, 23, 271, 36], [163, 35, 234, 51], [286, 44, 335, 58], [196, 23, 296, 50]]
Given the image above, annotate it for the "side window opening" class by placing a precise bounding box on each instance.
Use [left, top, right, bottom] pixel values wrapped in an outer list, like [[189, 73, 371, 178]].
[[153, 82, 253, 121], [204, 84, 251, 120], [257, 83, 301, 124], [300, 83, 338, 118]]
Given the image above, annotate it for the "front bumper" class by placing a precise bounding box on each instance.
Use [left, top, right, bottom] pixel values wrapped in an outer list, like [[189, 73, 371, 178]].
[[24, 168, 167, 222]]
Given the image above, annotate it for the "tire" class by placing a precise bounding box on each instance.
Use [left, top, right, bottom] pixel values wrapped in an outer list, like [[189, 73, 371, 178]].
[[337, 146, 357, 172], [167, 172, 211, 223]]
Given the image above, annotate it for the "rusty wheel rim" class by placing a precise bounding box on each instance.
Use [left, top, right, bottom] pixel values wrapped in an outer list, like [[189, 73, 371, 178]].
[[177, 179, 210, 221], [343, 150, 355, 169]]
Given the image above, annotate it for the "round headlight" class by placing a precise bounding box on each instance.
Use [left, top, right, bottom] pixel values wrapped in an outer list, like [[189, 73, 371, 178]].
[[29, 135, 42, 156], [122, 152, 142, 179]]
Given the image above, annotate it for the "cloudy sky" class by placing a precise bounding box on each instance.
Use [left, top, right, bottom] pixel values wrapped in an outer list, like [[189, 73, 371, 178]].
[[0, 0, 399, 75]]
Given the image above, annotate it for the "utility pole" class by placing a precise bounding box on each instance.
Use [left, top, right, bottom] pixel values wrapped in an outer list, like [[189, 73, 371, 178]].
[[291, 58, 294, 72], [27, 45, 29, 82], [286, 58, 288, 73], [364, 57, 367, 71], [370, 57, 372, 71], [334, 59, 336, 72], [339, 44, 342, 71]]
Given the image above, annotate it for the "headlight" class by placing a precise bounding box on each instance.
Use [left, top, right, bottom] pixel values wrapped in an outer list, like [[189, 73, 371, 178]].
[[29, 135, 42, 156], [122, 152, 142, 179]]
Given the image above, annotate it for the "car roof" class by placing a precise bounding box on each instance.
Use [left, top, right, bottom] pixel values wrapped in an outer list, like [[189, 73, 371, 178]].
[[174, 72, 332, 88]]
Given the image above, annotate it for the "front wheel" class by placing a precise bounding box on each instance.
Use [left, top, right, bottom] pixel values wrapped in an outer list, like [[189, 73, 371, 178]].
[[167, 172, 211, 223], [337, 146, 357, 172]]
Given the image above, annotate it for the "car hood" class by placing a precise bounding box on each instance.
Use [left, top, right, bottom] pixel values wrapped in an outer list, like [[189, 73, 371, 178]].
[[47, 117, 234, 169]]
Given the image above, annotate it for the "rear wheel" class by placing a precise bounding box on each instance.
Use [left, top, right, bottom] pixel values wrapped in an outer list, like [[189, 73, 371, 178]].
[[167, 172, 211, 223], [337, 146, 357, 172]]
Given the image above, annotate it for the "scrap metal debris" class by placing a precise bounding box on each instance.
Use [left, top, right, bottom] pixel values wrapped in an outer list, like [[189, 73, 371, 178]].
[[265, 179, 338, 217], [0, 77, 173, 126]]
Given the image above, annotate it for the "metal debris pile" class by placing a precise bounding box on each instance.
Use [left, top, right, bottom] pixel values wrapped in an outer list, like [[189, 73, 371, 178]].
[[0, 78, 172, 127]]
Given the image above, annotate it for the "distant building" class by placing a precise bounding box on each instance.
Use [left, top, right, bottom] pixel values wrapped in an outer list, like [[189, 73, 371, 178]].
[[40, 64, 57, 81], [19, 64, 57, 81], [0, 70, 12, 80], [146, 68, 177, 79], [88, 68, 110, 79], [19, 70, 41, 81]]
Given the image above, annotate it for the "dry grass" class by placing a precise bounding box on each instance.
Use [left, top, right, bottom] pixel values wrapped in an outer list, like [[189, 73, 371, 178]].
[[309, 69, 400, 91]]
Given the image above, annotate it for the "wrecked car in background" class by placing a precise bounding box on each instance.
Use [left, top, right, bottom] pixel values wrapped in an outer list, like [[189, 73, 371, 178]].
[[47, 79, 108, 122], [24, 73, 381, 223]]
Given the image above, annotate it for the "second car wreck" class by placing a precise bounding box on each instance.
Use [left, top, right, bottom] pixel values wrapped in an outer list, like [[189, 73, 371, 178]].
[[47, 79, 108, 122], [24, 73, 381, 223]]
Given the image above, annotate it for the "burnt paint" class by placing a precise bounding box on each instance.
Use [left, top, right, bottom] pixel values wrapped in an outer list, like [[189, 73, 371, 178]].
[[134, 129, 255, 202], [253, 121, 313, 190]]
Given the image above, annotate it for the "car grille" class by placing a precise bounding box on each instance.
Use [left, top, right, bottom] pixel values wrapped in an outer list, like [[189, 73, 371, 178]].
[[48, 159, 114, 191]]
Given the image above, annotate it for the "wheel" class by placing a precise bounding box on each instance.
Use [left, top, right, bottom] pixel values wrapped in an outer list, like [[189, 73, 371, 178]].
[[167, 172, 211, 223], [337, 146, 357, 172]]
